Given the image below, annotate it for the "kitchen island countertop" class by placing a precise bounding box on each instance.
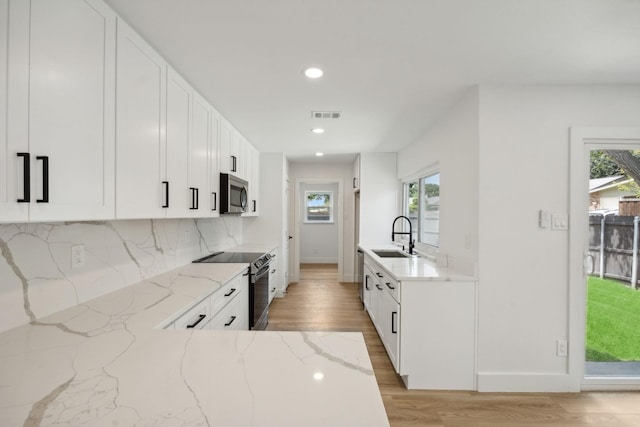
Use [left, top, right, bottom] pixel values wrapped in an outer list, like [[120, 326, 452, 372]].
[[0, 260, 389, 426]]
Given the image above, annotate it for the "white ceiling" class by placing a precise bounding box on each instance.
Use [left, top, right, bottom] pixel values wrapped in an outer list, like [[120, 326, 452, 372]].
[[103, 0, 640, 163]]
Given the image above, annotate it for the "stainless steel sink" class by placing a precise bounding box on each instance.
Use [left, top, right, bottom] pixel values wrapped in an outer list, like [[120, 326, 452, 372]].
[[372, 249, 412, 258]]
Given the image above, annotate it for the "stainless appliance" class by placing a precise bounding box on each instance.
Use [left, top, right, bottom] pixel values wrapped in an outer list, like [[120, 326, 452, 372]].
[[193, 251, 272, 330], [220, 173, 248, 214]]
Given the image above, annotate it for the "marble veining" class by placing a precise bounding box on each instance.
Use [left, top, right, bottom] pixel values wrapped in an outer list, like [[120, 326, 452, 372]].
[[0, 261, 389, 426], [0, 217, 242, 333]]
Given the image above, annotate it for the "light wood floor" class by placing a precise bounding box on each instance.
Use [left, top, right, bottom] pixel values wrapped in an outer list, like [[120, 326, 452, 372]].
[[267, 263, 640, 427]]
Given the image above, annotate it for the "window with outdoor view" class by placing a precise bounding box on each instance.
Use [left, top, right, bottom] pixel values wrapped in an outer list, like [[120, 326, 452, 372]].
[[403, 172, 440, 247], [305, 191, 333, 223]]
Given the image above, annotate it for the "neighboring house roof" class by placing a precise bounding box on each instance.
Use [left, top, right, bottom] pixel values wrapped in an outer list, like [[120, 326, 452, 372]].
[[589, 175, 632, 193]]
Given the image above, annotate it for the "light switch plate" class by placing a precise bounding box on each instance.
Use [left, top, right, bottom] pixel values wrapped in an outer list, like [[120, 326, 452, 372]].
[[551, 213, 568, 230]]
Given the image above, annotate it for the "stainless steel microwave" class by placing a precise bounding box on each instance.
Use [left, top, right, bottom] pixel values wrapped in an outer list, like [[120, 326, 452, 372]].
[[220, 173, 248, 214]]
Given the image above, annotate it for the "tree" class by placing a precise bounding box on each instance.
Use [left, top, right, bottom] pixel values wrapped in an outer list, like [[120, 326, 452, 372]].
[[590, 150, 622, 178], [603, 150, 640, 186]]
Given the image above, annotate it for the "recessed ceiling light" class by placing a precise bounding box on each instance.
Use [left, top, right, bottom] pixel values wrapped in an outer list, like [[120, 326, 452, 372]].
[[311, 128, 325, 134], [303, 67, 323, 79], [315, 152, 324, 157]]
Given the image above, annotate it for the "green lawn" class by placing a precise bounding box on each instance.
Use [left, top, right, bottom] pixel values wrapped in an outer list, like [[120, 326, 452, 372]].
[[586, 276, 640, 362]]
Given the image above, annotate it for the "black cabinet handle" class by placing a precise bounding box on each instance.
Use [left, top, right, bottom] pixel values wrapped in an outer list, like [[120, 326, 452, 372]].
[[16, 153, 30, 203], [353, 177, 356, 188], [385, 282, 395, 290], [186, 314, 206, 329], [365, 276, 370, 290], [211, 192, 217, 211], [392, 311, 397, 334], [162, 181, 169, 208], [231, 155, 237, 172], [224, 288, 237, 297], [375, 284, 383, 290], [252, 200, 256, 212], [376, 272, 383, 278], [190, 187, 197, 210], [224, 316, 237, 327], [271, 269, 276, 274], [242, 270, 249, 276], [36, 156, 49, 203], [271, 287, 276, 293]]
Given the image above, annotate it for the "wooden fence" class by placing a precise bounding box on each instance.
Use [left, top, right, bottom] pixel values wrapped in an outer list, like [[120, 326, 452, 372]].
[[589, 214, 640, 289]]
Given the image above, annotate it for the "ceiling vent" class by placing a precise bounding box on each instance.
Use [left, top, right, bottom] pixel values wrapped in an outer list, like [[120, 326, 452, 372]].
[[311, 111, 342, 119]]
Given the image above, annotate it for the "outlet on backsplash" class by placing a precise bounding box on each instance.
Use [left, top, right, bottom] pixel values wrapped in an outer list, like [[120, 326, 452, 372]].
[[71, 245, 85, 270]]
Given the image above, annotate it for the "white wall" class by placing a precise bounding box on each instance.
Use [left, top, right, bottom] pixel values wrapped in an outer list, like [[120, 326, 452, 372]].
[[289, 162, 355, 281], [398, 85, 640, 392], [0, 217, 243, 333], [397, 88, 479, 273], [299, 183, 339, 263], [477, 85, 640, 391]]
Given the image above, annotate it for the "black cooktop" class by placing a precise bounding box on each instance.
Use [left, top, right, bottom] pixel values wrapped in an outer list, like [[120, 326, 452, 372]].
[[193, 251, 265, 264]]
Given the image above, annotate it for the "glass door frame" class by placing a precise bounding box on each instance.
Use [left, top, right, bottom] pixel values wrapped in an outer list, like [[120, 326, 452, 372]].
[[569, 127, 640, 391]]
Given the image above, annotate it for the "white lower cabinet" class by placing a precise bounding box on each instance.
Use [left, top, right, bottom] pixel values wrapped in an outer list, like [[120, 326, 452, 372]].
[[268, 248, 279, 304], [167, 270, 249, 331], [364, 254, 476, 390]]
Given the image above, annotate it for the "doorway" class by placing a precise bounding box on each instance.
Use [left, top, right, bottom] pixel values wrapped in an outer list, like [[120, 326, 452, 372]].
[[569, 127, 640, 390], [292, 178, 344, 283]]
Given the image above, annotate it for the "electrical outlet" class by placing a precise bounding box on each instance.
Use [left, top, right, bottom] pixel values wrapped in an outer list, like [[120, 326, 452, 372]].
[[71, 244, 85, 269], [557, 339, 568, 357]]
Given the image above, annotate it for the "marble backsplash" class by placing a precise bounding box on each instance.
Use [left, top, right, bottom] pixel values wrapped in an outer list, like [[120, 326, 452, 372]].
[[0, 217, 242, 333]]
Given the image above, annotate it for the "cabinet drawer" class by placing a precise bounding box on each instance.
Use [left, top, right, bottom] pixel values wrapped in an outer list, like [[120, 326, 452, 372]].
[[208, 293, 247, 330], [211, 270, 247, 316], [381, 275, 399, 302], [172, 297, 211, 329]]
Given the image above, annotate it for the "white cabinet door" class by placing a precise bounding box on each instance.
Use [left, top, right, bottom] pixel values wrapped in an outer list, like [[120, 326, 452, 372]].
[[243, 142, 259, 216], [115, 19, 167, 219], [2, 0, 116, 222], [166, 67, 191, 218], [191, 93, 214, 216], [231, 129, 243, 178], [0, 0, 26, 222], [219, 118, 233, 174], [382, 288, 400, 372], [208, 111, 220, 216]]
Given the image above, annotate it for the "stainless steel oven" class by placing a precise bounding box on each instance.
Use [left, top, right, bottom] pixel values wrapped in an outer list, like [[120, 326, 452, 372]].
[[220, 173, 248, 214], [193, 251, 273, 330]]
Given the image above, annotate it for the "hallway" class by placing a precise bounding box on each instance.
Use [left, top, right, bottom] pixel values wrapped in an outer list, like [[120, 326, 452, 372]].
[[267, 264, 640, 427]]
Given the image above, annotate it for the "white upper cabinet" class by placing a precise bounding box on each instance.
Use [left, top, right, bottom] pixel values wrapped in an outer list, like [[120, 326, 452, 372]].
[[115, 18, 167, 219], [243, 142, 260, 216], [166, 67, 192, 218], [1, 0, 116, 222], [208, 110, 221, 216], [191, 92, 217, 217], [219, 118, 234, 175]]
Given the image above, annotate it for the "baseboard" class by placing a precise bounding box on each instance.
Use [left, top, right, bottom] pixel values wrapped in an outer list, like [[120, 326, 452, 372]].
[[477, 372, 576, 392], [342, 273, 354, 283]]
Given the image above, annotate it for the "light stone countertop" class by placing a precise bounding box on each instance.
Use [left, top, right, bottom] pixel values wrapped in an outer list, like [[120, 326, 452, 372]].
[[0, 259, 389, 426], [360, 244, 476, 282]]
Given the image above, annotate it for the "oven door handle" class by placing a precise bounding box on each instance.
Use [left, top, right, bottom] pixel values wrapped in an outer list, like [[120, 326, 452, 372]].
[[253, 265, 270, 280]]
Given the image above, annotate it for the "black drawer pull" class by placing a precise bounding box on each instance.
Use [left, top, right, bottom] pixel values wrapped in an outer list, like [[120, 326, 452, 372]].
[[190, 187, 197, 210], [271, 287, 276, 293], [16, 153, 30, 203], [36, 156, 49, 203], [186, 314, 206, 328], [224, 316, 237, 327], [365, 276, 370, 290], [224, 288, 237, 297], [385, 282, 395, 290], [392, 311, 398, 334], [211, 192, 217, 211], [162, 181, 169, 208], [376, 272, 383, 278], [375, 284, 383, 290]]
